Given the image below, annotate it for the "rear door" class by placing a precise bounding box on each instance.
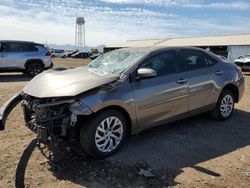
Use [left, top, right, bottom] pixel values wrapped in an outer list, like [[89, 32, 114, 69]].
[[131, 50, 189, 128], [178, 49, 219, 112], [4, 42, 25, 69], [5, 43, 38, 69]]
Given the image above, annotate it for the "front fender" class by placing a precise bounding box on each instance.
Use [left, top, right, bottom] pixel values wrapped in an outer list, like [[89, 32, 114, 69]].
[[81, 94, 138, 134], [0, 92, 23, 131]]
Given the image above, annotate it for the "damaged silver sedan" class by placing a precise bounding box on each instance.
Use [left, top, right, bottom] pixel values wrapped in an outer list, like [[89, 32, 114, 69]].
[[0, 47, 245, 158]]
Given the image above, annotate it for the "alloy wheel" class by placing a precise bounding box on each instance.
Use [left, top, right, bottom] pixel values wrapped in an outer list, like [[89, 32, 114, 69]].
[[95, 116, 123, 153], [220, 94, 234, 117]]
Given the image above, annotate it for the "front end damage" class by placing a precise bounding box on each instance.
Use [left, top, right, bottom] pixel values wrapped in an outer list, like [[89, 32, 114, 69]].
[[0, 93, 23, 131], [0, 92, 93, 144], [0, 66, 120, 145]]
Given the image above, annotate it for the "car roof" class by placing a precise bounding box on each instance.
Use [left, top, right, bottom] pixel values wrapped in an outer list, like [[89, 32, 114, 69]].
[[121, 46, 207, 53], [116, 46, 212, 56], [0, 40, 44, 46]]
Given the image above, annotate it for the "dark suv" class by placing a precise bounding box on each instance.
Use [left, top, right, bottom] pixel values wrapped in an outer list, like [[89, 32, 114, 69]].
[[0, 40, 53, 77]]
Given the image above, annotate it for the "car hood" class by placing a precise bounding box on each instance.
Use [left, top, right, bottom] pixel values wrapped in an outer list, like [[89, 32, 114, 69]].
[[23, 67, 119, 98]]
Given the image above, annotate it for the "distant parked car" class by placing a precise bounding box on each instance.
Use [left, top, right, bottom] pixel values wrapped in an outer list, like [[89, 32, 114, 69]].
[[67, 50, 79, 58], [234, 54, 250, 72], [0, 40, 53, 77], [72, 51, 92, 59], [50, 49, 66, 58], [90, 53, 102, 60]]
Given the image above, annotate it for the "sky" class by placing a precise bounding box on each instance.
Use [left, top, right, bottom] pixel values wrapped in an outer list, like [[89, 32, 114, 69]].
[[0, 0, 250, 46]]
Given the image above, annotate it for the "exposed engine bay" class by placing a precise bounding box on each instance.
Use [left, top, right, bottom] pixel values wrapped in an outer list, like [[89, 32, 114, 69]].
[[21, 94, 91, 144]]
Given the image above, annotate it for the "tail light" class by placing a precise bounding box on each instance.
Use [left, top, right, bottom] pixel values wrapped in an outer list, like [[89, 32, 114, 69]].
[[235, 66, 241, 73], [46, 51, 52, 56]]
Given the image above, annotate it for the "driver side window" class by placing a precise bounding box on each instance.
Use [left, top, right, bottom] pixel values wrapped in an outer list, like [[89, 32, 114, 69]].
[[141, 50, 178, 76]]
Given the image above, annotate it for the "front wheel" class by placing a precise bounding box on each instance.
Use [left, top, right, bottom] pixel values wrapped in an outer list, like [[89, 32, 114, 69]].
[[80, 110, 127, 158], [211, 90, 235, 121]]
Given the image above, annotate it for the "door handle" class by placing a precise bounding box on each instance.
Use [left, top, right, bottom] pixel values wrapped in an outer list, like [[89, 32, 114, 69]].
[[215, 70, 223, 76], [177, 78, 187, 84]]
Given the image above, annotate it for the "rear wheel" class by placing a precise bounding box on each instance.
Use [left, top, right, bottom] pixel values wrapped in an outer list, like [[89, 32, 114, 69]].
[[80, 110, 127, 158], [25, 62, 44, 77], [211, 90, 235, 121]]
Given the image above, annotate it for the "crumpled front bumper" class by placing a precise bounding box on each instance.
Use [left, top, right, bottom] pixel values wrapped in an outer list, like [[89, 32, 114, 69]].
[[0, 92, 23, 131]]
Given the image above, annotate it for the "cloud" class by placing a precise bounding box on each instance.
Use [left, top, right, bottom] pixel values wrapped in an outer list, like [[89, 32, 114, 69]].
[[101, 0, 250, 10], [0, 1, 180, 45], [186, 1, 250, 9], [0, 0, 249, 46], [100, 0, 195, 7]]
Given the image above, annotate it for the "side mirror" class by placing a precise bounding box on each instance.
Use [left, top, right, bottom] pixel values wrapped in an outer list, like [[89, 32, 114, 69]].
[[137, 68, 157, 79]]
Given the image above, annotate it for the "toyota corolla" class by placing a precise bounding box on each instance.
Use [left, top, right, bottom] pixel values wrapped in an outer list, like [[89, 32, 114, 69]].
[[0, 47, 244, 158]]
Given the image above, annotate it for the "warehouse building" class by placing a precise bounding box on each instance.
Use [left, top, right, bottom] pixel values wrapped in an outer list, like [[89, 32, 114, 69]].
[[105, 34, 250, 63]]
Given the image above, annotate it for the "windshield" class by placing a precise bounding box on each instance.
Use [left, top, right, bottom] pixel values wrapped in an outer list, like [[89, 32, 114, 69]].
[[88, 49, 147, 74], [244, 54, 250, 58]]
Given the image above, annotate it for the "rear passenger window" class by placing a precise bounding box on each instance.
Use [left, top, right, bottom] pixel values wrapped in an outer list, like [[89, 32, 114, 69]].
[[22, 44, 38, 52], [6, 43, 22, 52], [5, 43, 38, 52], [181, 49, 217, 71], [6, 43, 23, 52], [141, 50, 178, 76]]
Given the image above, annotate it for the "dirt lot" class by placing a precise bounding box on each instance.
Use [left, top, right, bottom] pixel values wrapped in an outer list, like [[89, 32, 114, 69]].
[[0, 58, 249, 188]]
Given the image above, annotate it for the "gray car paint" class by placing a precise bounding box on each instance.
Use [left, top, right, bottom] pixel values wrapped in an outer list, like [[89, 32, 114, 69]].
[[132, 71, 189, 128], [23, 67, 119, 98], [0, 47, 245, 135]]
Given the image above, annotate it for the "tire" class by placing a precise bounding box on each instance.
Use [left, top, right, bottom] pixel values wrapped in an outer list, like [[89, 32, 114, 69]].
[[211, 89, 235, 121], [51, 55, 56, 58], [80, 109, 127, 158], [25, 62, 44, 77]]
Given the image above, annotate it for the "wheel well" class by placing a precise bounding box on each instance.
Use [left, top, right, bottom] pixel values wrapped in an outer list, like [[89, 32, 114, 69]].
[[75, 105, 132, 142], [223, 84, 239, 103], [25, 59, 44, 68]]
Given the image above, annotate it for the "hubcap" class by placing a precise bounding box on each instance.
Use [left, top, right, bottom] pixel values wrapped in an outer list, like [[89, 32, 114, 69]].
[[95, 116, 123, 153], [220, 95, 234, 117]]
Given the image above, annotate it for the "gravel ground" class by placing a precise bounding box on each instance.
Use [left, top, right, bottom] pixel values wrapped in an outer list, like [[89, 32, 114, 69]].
[[0, 58, 249, 188]]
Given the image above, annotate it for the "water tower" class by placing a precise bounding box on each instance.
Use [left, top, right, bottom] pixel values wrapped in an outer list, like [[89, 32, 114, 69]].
[[75, 17, 86, 51]]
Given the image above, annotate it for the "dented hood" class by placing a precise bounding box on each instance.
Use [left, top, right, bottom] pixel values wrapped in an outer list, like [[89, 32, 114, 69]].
[[23, 67, 119, 98]]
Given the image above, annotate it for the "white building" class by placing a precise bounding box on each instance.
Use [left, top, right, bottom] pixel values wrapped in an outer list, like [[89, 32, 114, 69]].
[[105, 34, 250, 63]]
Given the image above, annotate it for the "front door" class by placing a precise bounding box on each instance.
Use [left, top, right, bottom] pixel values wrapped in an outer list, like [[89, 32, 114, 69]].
[[131, 50, 189, 128]]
